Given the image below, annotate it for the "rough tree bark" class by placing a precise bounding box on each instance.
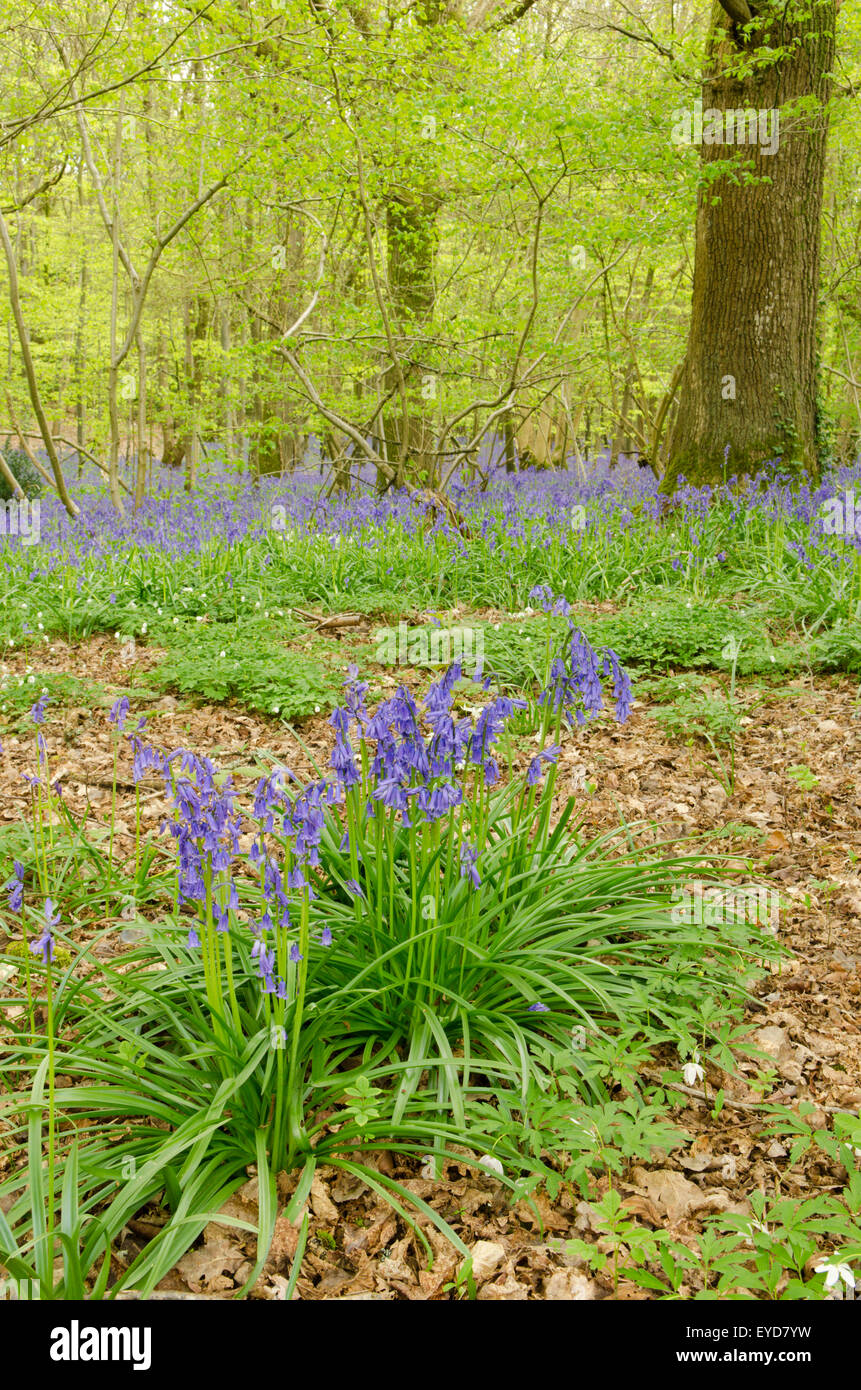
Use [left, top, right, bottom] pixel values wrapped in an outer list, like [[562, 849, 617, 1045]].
[[663, 0, 837, 491], [383, 189, 439, 485], [252, 214, 306, 476]]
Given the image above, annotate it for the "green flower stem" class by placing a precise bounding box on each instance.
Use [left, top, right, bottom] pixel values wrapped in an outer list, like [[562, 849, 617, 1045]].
[[108, 737, 119, 898], [221, 916, 243, 1036], [45, 955, 56, 1273], [134, 784, 142, 882], [286, 890, 310, 1159]]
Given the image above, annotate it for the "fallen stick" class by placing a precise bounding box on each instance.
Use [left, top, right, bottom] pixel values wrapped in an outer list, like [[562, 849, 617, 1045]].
[[640, 1070, 856, 1117]]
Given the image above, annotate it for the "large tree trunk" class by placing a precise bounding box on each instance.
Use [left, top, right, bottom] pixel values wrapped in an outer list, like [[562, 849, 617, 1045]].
[[383, 189, 438, 487], [250, 214, 306, 477], [663, 0, 836, 492]]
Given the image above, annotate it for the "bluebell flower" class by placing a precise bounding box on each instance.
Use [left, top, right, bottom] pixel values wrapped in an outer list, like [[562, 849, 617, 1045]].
[[252, 940, 276, 984], [529, 584, 554, 612], [109, 696, 131, 731], [30, 694, 50, 725], [459, 842, 481, 888], [373, 777, 410, 814], [7, 860, 24, 912], [527, 745, 561, 785], [30, 898, 61, 963], [330, 736, 361, 787]]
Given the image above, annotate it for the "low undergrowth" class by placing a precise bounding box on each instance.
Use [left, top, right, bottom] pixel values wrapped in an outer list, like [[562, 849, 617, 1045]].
[[147, 614, 336, 719]]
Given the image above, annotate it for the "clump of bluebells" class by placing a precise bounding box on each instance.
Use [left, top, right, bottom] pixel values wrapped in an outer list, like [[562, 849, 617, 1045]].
[[108, 641, 631, 1160], [13, 636, 763, 1105], [528, 585, 632, 737], [2, 649, 785, 1297], [12, 647, 771, 1187], [540, 624, 633, 727]]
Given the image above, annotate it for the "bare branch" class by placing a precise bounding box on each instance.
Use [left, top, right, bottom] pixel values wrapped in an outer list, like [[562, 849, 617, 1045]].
[[13, 433, 134, 496], [1, 162, 68, 215]]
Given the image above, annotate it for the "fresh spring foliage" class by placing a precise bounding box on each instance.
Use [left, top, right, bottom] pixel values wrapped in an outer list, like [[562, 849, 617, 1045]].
[[148, 615, 335, 718]]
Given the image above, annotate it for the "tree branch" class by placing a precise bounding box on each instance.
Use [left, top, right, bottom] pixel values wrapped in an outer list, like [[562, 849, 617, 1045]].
[[1, 5, 216, 152], [488, 0, 541, 31], [1, 162, 68, 215], [716, 0, 754, 26]]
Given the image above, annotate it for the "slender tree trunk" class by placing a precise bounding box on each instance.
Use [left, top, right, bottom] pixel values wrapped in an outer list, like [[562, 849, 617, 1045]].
[[74, 245, 88, 476], [103, 104, 126, 510], [664, 0, 836, 490], [0, 210, 78, 517], [220, 298, 236, 462], [183, 292, 209, 492], [134, 331, 147, 507], [282, 215, 306, 470], [247, 200, 278, 477]]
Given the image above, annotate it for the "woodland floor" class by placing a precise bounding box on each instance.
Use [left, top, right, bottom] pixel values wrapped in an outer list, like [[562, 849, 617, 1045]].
[[1, 622, 859, 1299]]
